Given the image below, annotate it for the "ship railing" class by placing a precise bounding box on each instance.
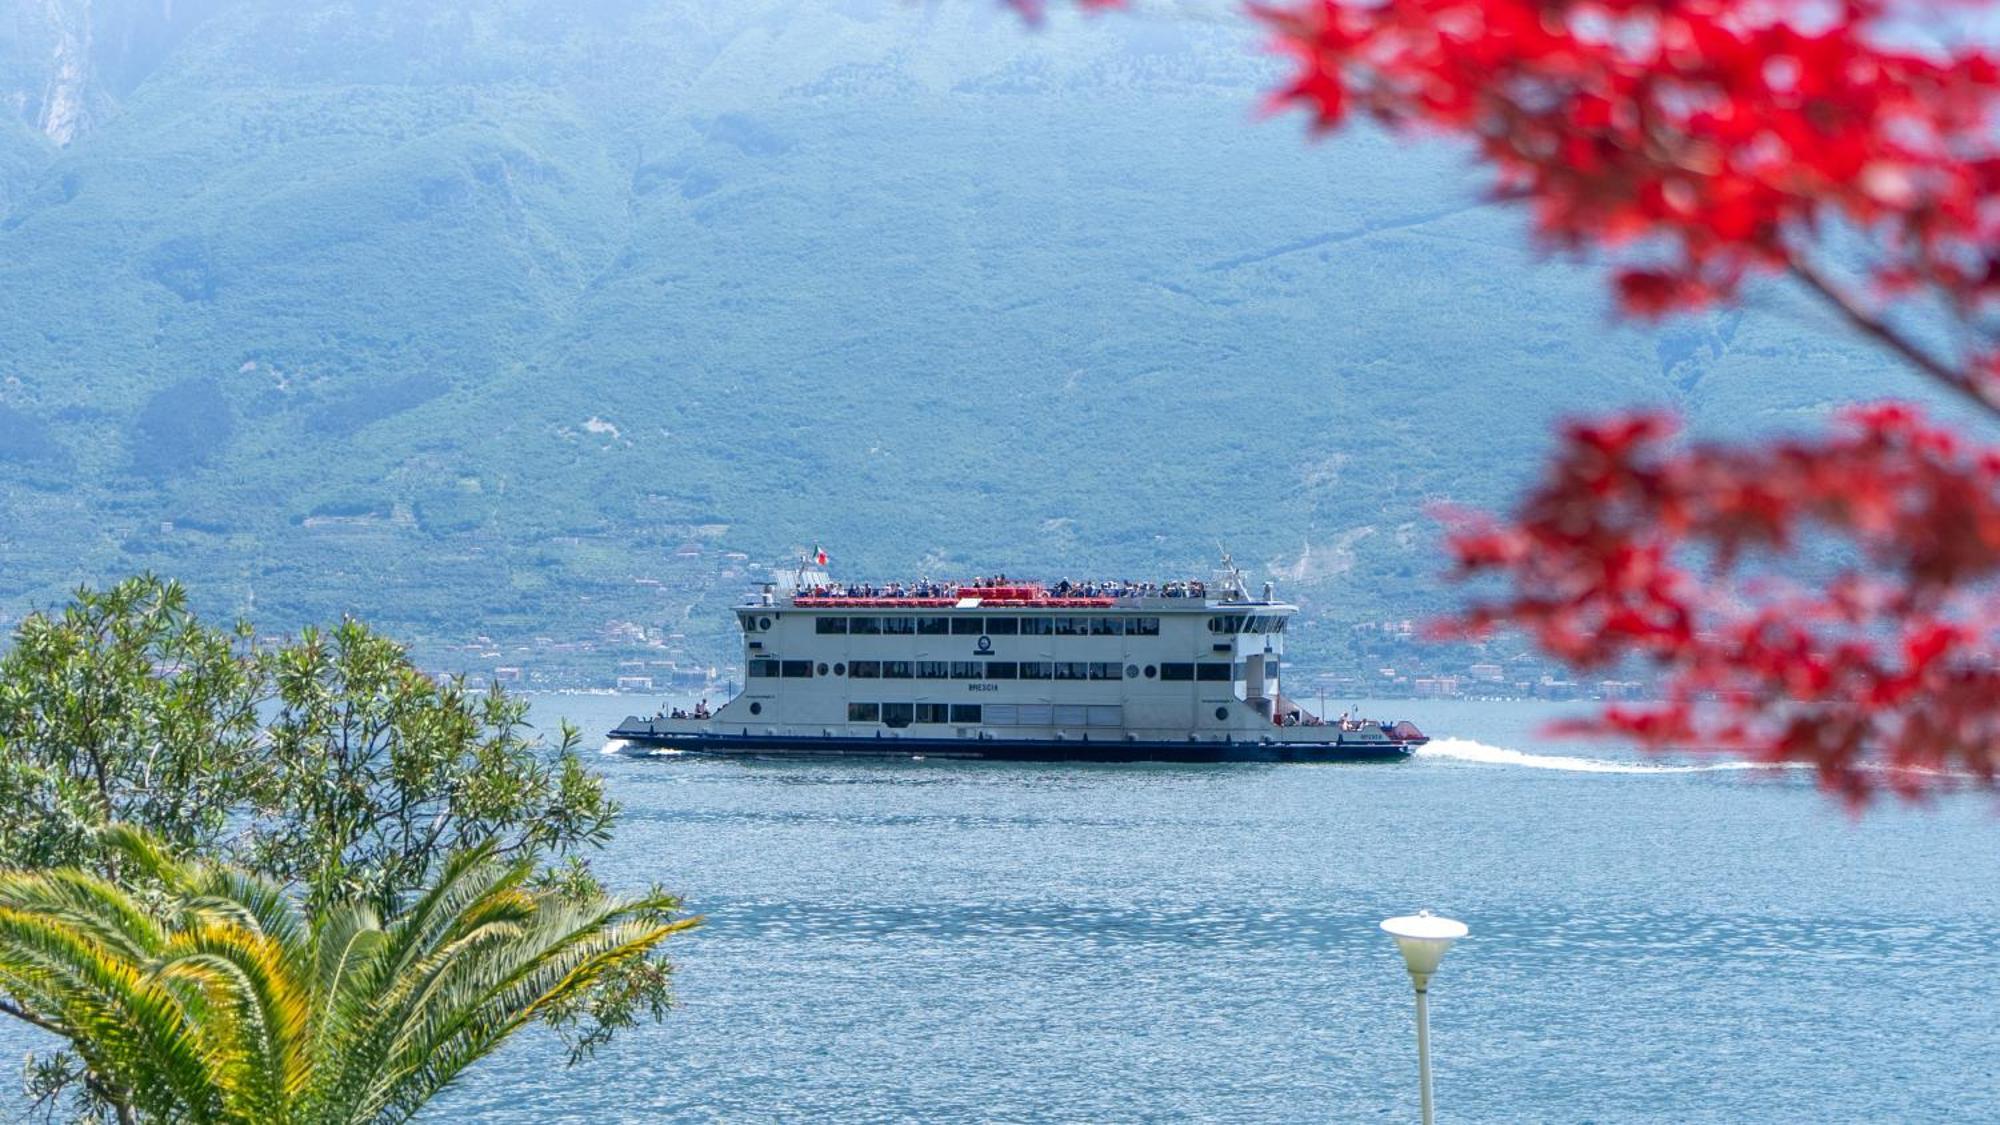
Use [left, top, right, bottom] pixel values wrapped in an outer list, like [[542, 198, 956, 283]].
[[790, 596, 1121, 608], [791, 597, 960, 607]]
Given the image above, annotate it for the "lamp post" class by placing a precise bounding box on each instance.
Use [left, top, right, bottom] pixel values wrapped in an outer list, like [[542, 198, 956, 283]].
[[1381, 910, 1469, 1125]]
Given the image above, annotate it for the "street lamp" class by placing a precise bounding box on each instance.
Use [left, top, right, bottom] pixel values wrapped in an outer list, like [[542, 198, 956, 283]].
[[1381, 910, 1469, 1125]]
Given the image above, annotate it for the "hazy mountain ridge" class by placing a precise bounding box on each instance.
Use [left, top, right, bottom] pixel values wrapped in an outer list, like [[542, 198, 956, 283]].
[[0, 0, 1928, 676]]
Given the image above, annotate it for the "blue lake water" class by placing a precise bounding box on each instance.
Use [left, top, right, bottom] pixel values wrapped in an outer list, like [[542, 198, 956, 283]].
[[4, 696, 1995, 1121], [431, 696, 1999, 1122]]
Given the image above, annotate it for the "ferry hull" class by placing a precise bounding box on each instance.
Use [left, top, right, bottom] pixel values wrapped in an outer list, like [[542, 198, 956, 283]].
[[608, 725, 1418, 764]]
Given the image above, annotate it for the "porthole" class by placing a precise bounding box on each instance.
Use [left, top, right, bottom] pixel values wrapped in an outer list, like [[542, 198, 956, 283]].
[[833, 663, 846, 676], [1144, 665, 1157, 679], [749, 701, 763, 716], [758, 616, 772, 631], [1214, 706, 1229, 721], [1125, 664, 1139, 679], [816, 663, 829, 676]]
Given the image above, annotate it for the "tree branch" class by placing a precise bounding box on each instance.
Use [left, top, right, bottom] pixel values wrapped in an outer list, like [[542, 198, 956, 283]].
[[0, 996, 68, 1037], [1788, 258, 2000, 420], [82, 1072, 138, 1125]]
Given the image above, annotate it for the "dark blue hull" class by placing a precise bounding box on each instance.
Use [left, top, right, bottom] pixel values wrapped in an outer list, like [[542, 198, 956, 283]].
[[607, 727, 1417, 764]]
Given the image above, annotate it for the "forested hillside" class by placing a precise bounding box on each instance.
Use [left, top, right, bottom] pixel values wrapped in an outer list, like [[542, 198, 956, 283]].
[[0, 0, 1924, 680]]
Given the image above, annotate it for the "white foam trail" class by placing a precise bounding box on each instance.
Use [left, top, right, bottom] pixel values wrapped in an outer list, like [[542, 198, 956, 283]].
[[1417, 737, 1807, 775], [601, 739, 635, 756]]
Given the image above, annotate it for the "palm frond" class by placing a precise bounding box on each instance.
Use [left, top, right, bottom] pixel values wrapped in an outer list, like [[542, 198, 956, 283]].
[[155, 922, 313, 1115], [0, 903, 225, 1121], [1, 828, 692, 1125], [0, 867, 168, 963]]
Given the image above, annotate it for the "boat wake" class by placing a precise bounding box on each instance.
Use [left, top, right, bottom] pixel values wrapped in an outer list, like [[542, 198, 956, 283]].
[[1416, 737, 1807, 775]]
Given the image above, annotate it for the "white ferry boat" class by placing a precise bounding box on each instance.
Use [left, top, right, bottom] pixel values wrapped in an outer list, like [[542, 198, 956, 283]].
[[611, 561, 1426, 763]]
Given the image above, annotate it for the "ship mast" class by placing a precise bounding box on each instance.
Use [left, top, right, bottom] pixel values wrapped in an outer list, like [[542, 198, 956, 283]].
[[1216, 544, 1248, 603]]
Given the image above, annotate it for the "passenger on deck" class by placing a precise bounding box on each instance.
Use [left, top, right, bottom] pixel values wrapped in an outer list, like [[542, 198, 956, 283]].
[[799, 574, 1215, 602]]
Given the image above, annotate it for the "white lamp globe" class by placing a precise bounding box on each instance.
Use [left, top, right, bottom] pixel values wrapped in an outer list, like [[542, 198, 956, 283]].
[[1381, 910, 1469, 981]]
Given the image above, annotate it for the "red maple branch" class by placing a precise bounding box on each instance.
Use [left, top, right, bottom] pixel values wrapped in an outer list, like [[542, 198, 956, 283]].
[[1013, 0, 2000, 799], [1440, 405, 2000, 802]]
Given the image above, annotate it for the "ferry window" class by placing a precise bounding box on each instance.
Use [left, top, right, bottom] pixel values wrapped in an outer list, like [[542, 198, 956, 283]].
[[780, 660, 812, 678], [1090, 618, 1123, 636], [984, 617, 1018, 635], [917, 616, 950, 635], [950, 704, 982, 724], [1088, 662, 1120, 680], [917, 661, 950, 679], [1020, 704, 1053, 726], [1143, 665, 1157, 678], [882, 703, 914, 728], [1020, 661, 1053, 680], [758, 617, 772, 631], [1271, 617, 1287, 632], [816, 617, 847, 634], [1160, 663, 1194, 681], [748, 659, 779, 678], [1019, 617, 1054, 636], [952, 617, 984, 635], [1053, 704, 1088, 726], [1215, 706, 1229, 721], [850, 617, 882, 635], [1054, 617, 1088, 636], [847, 703, 879, 722], [849, 660, 881, 679], [1125, 664, 1139, 679], [1196, 663, 1231, 682], [917, 703, 949, 723], [882, 617, 916, 635], [1055, 661, 1089, 680], [882, 661, 913, 679], [1128, 617, 1160, 636], [749, 702, 762, 715], [950, 661, 983, 679], [817, 663, 829, 676], [985, 661, 1018, 679], [833, 662, 846, 676], [986, 704, 1018, 725]]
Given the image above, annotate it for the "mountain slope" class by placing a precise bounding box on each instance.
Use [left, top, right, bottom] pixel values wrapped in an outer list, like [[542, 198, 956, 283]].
[[0, 0, 1931, 676]]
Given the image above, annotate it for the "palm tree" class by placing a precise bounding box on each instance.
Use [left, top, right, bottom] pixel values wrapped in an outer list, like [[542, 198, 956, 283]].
[[0, 826, 694, 1124]]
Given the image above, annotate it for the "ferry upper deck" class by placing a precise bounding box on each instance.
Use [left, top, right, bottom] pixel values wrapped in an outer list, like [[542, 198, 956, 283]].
[[778, 577, 1214, 609]]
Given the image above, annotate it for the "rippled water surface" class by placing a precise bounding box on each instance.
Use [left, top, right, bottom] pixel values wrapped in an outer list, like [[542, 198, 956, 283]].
[[7, 698, 1996, 1122]]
